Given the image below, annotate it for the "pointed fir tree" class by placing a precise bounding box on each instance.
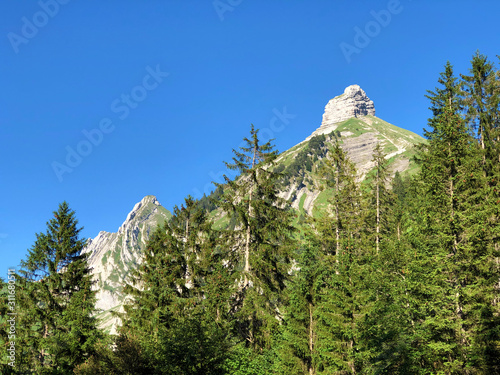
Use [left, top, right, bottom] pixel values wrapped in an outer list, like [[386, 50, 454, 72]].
[[215, 124, 295, 352], [366, 142, 394, 255], [459, 53, 500, 372], [314, 140, 362, 260], [413, 65, 473, 372], [276, 243, 322, 375], [426, 61, 463, 125], [121, 220, 188, 347], [358, 173, 421, 374], [461, 52, 500, 167], [13, 202, 100, 374], [404, 60, 500, 372], [313, 142, 368, 374]]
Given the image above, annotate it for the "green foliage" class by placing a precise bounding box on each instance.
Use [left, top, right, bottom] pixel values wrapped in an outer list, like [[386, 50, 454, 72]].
[[197, 186, 224, 213], [285, 142, 371, 374], [397, 57, 500, 373], [223, 343, 276, 375], [115, 196, 231, 375], [461, 52, 500, 173], [6, 202, 102, 374], [74, 334, 151, 374], [216, 124, 295, 352], [282, 134, 328, 183], [87, 54, 500, 374], [276, 244, 322, 375], [364, 142, 395, 254]]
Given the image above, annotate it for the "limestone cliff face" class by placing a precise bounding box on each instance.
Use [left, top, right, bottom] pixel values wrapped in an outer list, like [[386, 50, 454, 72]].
[[82, 195, 171, 332], [313, 84, 375, 137]]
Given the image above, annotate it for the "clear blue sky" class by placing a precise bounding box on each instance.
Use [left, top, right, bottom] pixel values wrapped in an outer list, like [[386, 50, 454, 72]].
[[1, 0, 499, 273]]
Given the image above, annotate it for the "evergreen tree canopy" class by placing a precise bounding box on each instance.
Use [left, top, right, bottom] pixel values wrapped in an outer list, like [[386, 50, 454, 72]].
[[14, 202, 100, 374], [217, 124, 295, 351], [119, 196, 230, 375]]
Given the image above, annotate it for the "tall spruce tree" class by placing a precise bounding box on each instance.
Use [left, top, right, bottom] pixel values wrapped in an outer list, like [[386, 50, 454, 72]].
[[121, 219, 188, 351], [460, 53, 500, 372], [412, 63, 472, 372], [276, 243, 322, 375], [313, 142, 367, 374], [359, 173, 421, 374], [314, 141, 361, 259], [366, 142, 393, 254], [405, 60, 500, 373], [461, 52, 500, 172], [216, 124, 295, 352], [391, 171, 409, 241], [14, 202, 100, 374]]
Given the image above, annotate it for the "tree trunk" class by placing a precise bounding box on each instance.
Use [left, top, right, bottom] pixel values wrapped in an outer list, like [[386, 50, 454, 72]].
[[185, 216, 192, 289], [376, 166, 380, 255], [309, 302, 314, 375], [335, 160, 340, 275], [244, 146, 257, 286]]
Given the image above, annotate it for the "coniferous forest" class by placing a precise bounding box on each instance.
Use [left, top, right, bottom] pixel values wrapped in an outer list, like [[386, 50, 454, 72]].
[[2, 53, 500, 374]]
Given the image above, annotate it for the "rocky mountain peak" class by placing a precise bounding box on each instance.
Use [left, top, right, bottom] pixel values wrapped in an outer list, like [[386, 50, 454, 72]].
[[312, 84, 375, 137], [120, 195, 160, 234]]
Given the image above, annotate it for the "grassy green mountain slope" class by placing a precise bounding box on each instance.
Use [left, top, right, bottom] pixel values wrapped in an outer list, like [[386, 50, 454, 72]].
[[276, 115, 424, 217]]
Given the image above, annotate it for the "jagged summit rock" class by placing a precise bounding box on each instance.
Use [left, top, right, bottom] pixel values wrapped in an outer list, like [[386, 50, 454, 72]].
[[121, 195, 161, 232], [312, 84, 375, 137]]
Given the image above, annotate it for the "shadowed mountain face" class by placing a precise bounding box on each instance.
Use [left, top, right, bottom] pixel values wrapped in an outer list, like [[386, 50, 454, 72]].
[[84, 85, 425, 331]]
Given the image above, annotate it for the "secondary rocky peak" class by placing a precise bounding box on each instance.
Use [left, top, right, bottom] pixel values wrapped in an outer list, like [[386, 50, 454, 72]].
[[120, 195, 160, 232], [314, 84, 375, 136], [82, 195, 171, 332]]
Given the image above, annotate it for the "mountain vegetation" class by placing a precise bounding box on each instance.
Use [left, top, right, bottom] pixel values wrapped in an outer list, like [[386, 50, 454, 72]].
[[1, 52, 500, 374]]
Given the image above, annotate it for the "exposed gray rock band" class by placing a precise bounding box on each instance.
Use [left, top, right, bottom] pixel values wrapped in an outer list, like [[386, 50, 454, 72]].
[[314, 84, 375, 137]]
